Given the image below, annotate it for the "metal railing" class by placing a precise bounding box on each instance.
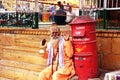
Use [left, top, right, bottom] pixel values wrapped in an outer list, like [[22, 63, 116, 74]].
[[0, 11, 35, 28], [0, 0, 120, 30], [79, 0, 120, 29], [97, 0, 120, 29]]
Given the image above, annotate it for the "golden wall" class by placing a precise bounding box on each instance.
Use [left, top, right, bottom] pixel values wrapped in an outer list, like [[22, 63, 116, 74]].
[[96, 30, 120, 70], [0, 28, 120, 80]]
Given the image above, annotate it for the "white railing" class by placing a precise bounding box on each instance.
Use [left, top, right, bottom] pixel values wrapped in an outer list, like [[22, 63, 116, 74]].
[[0, 11, 16, 13], [98, 0, 120, 10], [79, 0, 120, 10]]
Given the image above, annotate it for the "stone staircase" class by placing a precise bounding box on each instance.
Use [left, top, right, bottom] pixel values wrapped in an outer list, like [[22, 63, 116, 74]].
[[0, 33, 49, 80], [0, 28, 103, 80]]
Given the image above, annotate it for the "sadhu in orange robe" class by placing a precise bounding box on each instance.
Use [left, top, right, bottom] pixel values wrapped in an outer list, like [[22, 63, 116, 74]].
[[38, 36, 75, 80]]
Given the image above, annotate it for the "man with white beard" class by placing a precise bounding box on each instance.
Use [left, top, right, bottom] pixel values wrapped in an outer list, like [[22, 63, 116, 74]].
[[38, 25, 75, 80]]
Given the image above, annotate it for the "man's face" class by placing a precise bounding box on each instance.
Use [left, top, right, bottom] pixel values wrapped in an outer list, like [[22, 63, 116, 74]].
[[51, 29, 60, 39]]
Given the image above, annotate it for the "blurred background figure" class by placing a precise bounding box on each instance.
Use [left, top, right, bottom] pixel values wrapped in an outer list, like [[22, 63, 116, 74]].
[[65, 6, 75, 24], [54, 2, 66, 25], [50, 4, 56, 22], [0, 0, 6, 19], [65, 3, 70, 11], [39, 3, 44, 21], [63, 1, 67, 6], [57, 1, 61, 8], [16, 4, 21, 11], [63, 1, 67, 10], [0, 0, 5, 11]]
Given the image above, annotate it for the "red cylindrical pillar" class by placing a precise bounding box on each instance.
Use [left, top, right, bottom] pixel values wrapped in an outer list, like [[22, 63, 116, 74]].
[[70, 15, 98, 80]]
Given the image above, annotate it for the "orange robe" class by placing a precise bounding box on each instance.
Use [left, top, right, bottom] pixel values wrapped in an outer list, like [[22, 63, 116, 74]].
[[38, 40, 75, 80]]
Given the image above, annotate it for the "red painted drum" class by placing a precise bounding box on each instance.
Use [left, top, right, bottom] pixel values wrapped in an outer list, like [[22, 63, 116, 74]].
[[70, 15, 98, 80]]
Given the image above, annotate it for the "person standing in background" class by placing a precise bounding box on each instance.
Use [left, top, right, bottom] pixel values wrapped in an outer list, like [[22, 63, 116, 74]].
[[39, 3, 44, 21], [50, 4, 56, 22], [54, 2, 67, 25], [57, 1, 61, 8], [0, 0, 5, 11], [0, 0, 5, 19], [65, 6, 75, 23], [63, 1, 67, 10], [0, 0, 5, 9], [16, 4, 21, 12]]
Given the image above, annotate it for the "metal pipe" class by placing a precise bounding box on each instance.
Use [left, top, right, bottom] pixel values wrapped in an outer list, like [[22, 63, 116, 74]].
[[104, 0, 107, 9]]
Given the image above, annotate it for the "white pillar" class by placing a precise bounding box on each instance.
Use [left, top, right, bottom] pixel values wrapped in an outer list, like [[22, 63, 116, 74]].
[[104, 0, 107, 9]]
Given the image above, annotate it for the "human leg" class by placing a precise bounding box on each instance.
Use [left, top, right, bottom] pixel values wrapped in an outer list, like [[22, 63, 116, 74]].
[[38, 66, 52, 80], [52, 71, 69, 80]]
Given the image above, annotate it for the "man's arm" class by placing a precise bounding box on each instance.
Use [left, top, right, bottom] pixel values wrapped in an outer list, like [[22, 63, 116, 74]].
[[63, 31, 73, 58], [64, 40, 73, 58], [39, 39, 48, 59]]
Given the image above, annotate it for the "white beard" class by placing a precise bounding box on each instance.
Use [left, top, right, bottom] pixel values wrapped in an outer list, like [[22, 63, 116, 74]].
[[51, 37, 59, 47]]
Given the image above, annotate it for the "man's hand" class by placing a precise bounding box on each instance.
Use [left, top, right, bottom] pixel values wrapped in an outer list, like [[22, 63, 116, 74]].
[[63, 30, 71, 41], [41, 39, 46, 46]]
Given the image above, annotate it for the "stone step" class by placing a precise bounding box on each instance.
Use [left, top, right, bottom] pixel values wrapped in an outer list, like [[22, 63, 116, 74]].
[[1, 49, 47, 65], [15, 34, 49, 41], [15, 39, 40, 48], [0, 77, 12, 80], [0, 65, 39, 80], [0, 59, 45, 72], [15, 38, 42, 48], [14, 34, 49, 48], [3, 46, 44, 56], [3, 46, 40, 53]]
